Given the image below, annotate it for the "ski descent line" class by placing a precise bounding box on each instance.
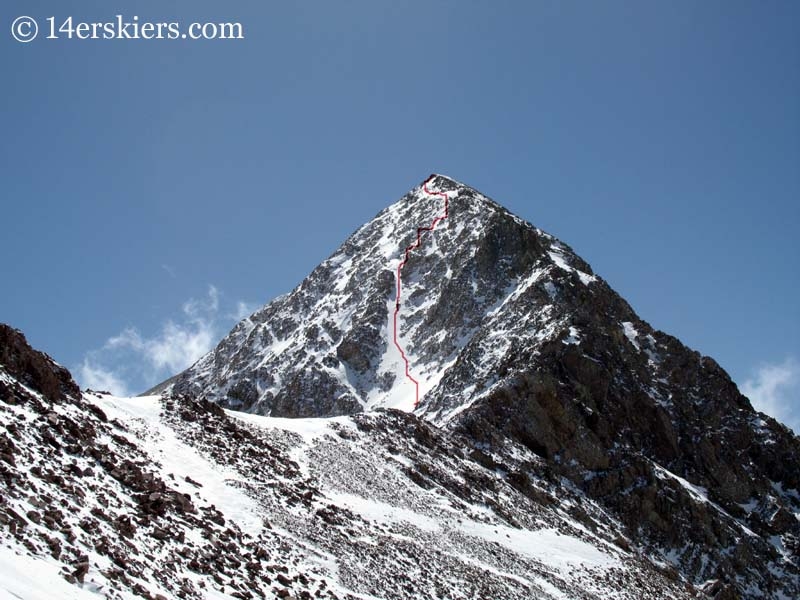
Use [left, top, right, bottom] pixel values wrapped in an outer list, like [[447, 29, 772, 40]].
[[393, 175, 450, 408]]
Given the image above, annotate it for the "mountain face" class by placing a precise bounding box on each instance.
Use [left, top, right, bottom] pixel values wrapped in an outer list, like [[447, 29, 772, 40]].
[[162, 174, 799, 598], [168, 174, 557, 416], [1, 324, 696, 600]]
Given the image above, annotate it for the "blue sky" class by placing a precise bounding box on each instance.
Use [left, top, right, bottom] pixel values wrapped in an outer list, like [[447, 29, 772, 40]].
[[1, 1, 798, 429]]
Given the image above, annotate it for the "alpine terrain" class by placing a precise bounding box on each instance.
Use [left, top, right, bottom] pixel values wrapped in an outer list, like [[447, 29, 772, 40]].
[[1, 175, 798, 599]]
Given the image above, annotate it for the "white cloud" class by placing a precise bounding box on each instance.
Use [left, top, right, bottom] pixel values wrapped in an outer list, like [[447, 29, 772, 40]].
[[230, 300, 257, 321], [78, 358, 129, 396], [76, 286, 255, 396], [741, 357, 799, 434], [105, 321, 215, 375], [182, 284, 219, 319]]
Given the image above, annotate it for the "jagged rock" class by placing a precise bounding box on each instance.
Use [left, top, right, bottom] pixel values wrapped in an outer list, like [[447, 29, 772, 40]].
[[72, 558, 90, 583], [0, 325, 80, 403]]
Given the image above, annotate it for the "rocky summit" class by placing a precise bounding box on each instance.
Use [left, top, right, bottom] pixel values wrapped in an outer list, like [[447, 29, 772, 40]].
[[2, 175, 799, 599]]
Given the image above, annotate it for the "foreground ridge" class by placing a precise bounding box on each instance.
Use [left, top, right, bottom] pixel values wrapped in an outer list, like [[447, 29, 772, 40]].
[[0, 323, 700, 600], [392, 174, 450, 408]]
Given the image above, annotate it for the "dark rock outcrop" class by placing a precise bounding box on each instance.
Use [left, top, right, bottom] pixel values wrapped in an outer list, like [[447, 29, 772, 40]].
[[0, 324, 80, 403]]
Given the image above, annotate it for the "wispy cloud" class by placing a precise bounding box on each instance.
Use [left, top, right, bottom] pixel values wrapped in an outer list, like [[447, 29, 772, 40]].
[[741, 357, 799, 434], [229, 300, 257, 322], [77, 286, 255, 396], [78, 358, 130, 396]]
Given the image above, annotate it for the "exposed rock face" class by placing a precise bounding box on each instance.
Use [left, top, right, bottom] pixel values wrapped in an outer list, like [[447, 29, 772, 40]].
[[0, 324, 80, 403], [162, 175, 799, 598], [439, 264, 800, 596]]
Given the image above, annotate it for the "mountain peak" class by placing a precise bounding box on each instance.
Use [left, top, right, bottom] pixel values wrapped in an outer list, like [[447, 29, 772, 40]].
[[171, 175, 571, 416], [398, 173, 509, 221], [420, 172, 466, 188]]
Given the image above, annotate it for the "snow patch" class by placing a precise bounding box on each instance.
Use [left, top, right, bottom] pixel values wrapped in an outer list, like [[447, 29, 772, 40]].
[[622, 322, 640, 351], [563, 326, 581, 345], [548, 249, 596, 285], [91, 394, 265, 536], [0, 549, 111, 600]]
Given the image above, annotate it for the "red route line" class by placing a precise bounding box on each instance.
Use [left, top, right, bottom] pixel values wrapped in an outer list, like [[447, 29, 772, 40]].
[[392, 174, 449, 408]]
